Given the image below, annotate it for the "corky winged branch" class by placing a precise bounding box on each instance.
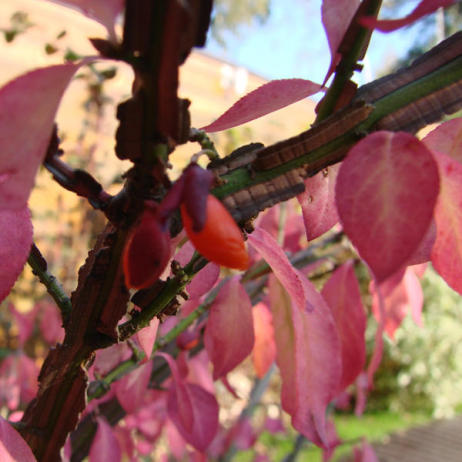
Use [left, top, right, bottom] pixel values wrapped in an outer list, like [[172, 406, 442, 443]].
[[210, 32, 462, 223]]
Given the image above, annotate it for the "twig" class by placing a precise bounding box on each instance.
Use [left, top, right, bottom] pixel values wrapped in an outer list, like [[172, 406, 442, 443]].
[[27, 243, 72, 323]]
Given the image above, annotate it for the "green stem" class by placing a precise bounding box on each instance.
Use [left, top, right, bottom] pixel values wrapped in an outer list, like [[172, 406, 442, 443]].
[[316, 0, 383, 122], [27, 244, 72, 323]]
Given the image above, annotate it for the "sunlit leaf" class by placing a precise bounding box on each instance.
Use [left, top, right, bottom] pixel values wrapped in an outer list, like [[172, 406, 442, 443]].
[[44, 0, 124, 41], [204, 277, 254, 379], [336, 131, 439, 282], [298, 165, 339, 241], [423, 117, 462, 163], [201, 79, 322, 132], [269, 275, 340, 447], [0, 207, 32, 304], [248, 227, 314, 311], [430, 151, 462, 293], [0, 64, 82, 210], [252, 302, 276, 378], [359, 0, 456, 32], [322, 261, 366, 392]]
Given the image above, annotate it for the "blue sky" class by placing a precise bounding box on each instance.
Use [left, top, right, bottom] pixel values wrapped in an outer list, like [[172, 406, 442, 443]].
[[205, 0, 435, 87]]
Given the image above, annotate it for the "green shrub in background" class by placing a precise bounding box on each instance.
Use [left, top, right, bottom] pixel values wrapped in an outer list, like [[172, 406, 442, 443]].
[[369, 268, 462, 417]]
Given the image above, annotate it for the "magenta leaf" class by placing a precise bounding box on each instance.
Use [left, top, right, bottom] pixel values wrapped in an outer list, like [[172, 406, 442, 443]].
[[321, 261, 366, 392], [38, 302, 65, 345], [0, 207, 32, 304], [336, 131, 439, 282], [321, 0, 361, 79], [252, 302, 276, 379], [0, 64, 83, 210], [248, 227, 314, 311], [45, 0, 124, 41], [0, 416, 36, 462], [161, 353, 219, 452], [371, 267, 423, 339], [8, 303, 37, 348], [135, 317, 160, 359], [269, 275, 341, 447], [201, 79, 322, 132], [204, 277, 254, 379], [114, 361, 153, 414], [430, 151, 462, 293], [423, 118, 462, 163], [359, 0, 456, 32], [89, 417, 121, 462], [186, 262, 220, 299], [297, 165, 340, 241]]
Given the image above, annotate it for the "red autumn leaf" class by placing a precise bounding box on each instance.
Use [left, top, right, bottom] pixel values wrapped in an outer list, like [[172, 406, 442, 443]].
[[8, 303, 37, 348], [122, 204, 171, 289], [187, 261, 220, 299], [269, 275, 341, 448], [204, 277, 254, 379], [423, 118, 462, 164], [297, 165, 340, 241], [114, 361, 153, 414], [321, 0, 361, 78], [201, 79, 322, 132], [359, 0, 456, 32], [181, 195, 249, 270], [0, 207, 33, 305], [248, 227, 315, 311], [89, 417, 121, 462], [0, 416, 36, 462], [336, 131, 439, 282], [321, 261, 366, 392], [371, 267, 423, 339], [38, 302, 65, 345], [430, 151, 462, 294], [45, 0, 124, 41], [161, 353, 219, 452], [252, 302, 276, 379], [0, 64, 83, 210], [135, 317, 160, 359]]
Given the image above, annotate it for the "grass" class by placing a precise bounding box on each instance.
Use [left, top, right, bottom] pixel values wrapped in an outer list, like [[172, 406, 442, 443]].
[[233, 410, 431, 461]]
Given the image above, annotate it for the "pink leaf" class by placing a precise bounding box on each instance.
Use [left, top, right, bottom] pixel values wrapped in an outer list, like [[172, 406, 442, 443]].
[[321, 261, 366, 392], [45, 0, 124, 41], [248, 227, 314, 311], [359, 0, 455, 32], [0, 64, 83, 210], [161, 353, 219, 452], [322, 0, 361, 79], [423, 118, 462, 164], [89, 417, 121, 462], [0, 416, 36, 462], [135, 317, 160, 359], [0, 207, 33, 304], [8, 303, 37, 348], [114, 361, 153, 414], [204, 277, 254, 379], [371, 267, 423, 339], [336, 131, 439, 282], [201, 79, 322, 132], [187, 262, 220, 299], [39, 302, 64, 345], [298, 165, 340, 241], [430, 151, 462, 293], [252, 302, 276, 378], [269, 275, 341, 448]]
